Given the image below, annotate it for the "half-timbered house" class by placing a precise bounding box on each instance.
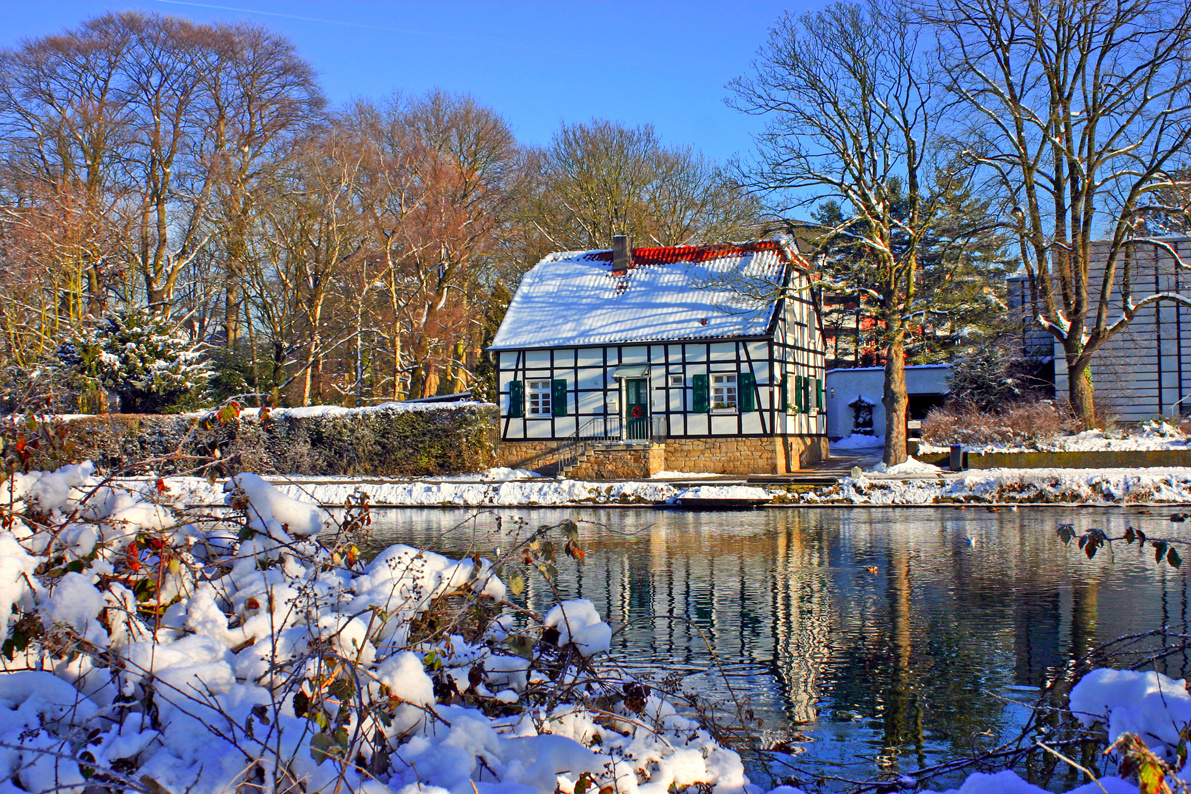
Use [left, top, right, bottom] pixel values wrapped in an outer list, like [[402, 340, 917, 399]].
[[489, 237, 828, 477]]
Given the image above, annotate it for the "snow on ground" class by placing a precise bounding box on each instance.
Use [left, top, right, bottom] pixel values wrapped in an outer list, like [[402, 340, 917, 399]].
[[0, 461, 754, 794], [804, 467, 1191, 505], [140, 476, 683, 507], [831, 433, 886, 450], [4, 460, 1190, 794], [920, 420, 1191, 454], [872, 456, 943, 475], [672, 485, 772, 502], [120, 466, 1191, 507], [423, 467, 541, 482], [650, 470, 730, 479]]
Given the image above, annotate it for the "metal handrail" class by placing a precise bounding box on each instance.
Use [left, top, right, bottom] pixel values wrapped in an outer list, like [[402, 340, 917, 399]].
[[555, 416, 618, 474]]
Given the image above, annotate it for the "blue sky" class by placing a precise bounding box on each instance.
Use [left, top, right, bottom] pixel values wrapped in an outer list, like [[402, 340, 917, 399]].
[[0, 1, 829, 164]]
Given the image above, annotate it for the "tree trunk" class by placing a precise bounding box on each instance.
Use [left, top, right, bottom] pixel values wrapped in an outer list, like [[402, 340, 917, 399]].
[[86, 262, 105, 317], [146, 284, 168, 312], [224, 278, 240, 347], [883, 337, 908, 466], [392, 330, 403, 401], [1067, 353, 1096, 430], [452, 340, 468, 393], [406, 337, 434, 398]]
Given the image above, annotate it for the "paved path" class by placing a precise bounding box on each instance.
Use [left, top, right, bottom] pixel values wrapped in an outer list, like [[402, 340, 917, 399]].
[[748, 444, 886, 485]]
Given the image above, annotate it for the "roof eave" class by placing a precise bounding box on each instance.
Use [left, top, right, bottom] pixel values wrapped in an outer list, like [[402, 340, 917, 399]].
[[487, 330, 777, 353]]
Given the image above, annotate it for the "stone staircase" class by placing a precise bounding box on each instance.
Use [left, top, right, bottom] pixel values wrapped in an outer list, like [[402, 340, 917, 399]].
[[557, 447, 592, 479], [530, 443, 591, 478], [559, 441, 665, 480], [534, 416, 667, 479]]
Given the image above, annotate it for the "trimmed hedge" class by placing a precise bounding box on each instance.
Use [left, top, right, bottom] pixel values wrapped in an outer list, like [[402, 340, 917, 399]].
[[52, 402, 498, 477]]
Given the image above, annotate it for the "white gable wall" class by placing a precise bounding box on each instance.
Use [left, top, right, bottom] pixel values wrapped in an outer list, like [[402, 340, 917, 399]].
[[825, 365, 951, 438], [1052, 238, 1191, 422]]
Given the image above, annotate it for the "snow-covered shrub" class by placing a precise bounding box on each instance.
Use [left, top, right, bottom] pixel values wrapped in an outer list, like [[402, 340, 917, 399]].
[[947, 342, 1024, 410], [922, 401, 1077, 448], [947, 340, 1052, 412], [16, 401, 497, 477], [242, 402, 498, 476], [0, 461, 753, 794], [57, 308, 211, 414]]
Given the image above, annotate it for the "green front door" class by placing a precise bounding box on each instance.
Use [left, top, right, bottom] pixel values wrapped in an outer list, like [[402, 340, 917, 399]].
[[624, 378, 649, 440]]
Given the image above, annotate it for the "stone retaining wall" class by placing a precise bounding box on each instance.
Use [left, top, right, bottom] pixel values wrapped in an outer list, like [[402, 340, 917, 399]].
[[496, 434, 829, 478], [663, 437, 774, 474], [568, 444, 665, 480], [492, 439, 564, 471], [968, 449, 1191, 469], [662, 435, 828, 475], [906, 441, 1191, 470]]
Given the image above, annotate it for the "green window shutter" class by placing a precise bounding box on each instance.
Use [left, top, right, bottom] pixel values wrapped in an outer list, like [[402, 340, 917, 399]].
[[692, 374, 709, 413], [794, 375, 805, 413], [740, 372, 756, 412], [551, 378, 568, 416], [816, 379, 825, 411], [802, 377, 812, 414], [780, 378, 789, 412], [508, 381, 524, 418]]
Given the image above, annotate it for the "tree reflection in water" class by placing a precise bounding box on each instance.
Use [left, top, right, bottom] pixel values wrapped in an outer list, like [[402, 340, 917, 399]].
[[360, 505, 1186, 788]]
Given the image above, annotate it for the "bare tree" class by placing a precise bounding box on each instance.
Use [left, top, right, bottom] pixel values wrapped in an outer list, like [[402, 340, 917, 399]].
[[522, 120, 760, 253], [928, 0, 1191, 428], [197, 21, 324, 347], [348, 92, 519, 399], [0, 11, 323, 316], [269, 124, 365, 406], [0, 15, 137, 322], [731, 0, 950, 465], [113, 12, 214, 308]]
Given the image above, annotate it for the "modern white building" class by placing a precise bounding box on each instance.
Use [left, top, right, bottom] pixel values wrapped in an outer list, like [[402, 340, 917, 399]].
[[1010, 237, 1191, 423], [825, 364, 951, 440]]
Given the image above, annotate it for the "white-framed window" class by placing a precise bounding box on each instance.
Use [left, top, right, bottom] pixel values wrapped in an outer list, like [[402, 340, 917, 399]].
[[711, 373, 737, 411], [669, 374, 684, 388], [527, 379, 552, 416]]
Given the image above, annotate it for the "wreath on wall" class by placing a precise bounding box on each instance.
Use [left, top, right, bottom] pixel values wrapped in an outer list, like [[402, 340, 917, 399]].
[[630, 405, 644, 418]]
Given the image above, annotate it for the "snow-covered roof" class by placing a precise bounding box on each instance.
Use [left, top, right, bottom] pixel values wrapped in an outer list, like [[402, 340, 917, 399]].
[[490, 241, 804, 350], [826, 364, 952, 373]]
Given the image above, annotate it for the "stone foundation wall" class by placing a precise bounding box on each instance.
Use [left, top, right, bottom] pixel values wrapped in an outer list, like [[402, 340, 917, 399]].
[[664, 437, 772, 475], [492, 439, 565, 471], [497, 434, 828, 478], [568, 444, 664, 480], [790, 435, 829, 470], [665, 435, 829, 475]]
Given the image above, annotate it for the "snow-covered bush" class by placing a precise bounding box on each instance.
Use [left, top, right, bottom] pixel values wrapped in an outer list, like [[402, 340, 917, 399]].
[[946, 341, 1053, 413], [57, 308, 211, 414], [922, 401, 1077, 448], [0, 460, 753, 794], [35, 401, 498, 477]]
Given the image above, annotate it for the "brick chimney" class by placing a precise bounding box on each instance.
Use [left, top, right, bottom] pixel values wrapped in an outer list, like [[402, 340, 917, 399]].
[[612, 235, 631, 275]]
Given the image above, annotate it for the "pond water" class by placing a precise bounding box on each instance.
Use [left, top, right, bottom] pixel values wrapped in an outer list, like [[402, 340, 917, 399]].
[[360, 505, 1190, 789]]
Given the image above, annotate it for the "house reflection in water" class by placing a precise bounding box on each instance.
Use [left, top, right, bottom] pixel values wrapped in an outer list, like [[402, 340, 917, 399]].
[[367, 506, 1189, 780]]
